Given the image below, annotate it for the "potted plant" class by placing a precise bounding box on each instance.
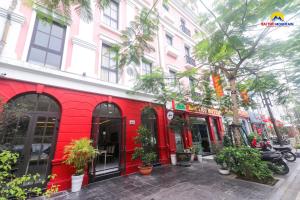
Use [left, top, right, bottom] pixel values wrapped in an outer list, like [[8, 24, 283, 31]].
[[132, 126, 157, 175], [194, 144, 203, 162], [190, 146, 195, 161], [170, 152, 177, 165], [63, 138, 99, 192]]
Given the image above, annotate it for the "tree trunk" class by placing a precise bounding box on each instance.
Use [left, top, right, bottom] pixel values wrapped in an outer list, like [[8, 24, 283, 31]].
[[229, 78, 242, 146], [262, 93, 283, 146]]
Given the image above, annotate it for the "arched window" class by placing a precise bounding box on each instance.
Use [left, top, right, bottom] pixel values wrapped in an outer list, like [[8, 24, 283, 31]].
[[0, 93, 60, 183], [93, 102, 121, 118]]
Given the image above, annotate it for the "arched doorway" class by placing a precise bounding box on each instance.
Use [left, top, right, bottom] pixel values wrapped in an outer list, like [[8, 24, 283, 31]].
[[141, 107, 159, 163], [0, 93, 60, 185], [90, 102, 125, 181]]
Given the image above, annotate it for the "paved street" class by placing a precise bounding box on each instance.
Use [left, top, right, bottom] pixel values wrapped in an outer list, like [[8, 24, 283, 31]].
[[55, 159, 300, 200]]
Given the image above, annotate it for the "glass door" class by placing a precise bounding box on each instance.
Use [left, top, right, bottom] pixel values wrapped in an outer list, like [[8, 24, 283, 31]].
[[25, 115, 58, 183], [1, 113, 59, 185], [90, 117, 122, 176]]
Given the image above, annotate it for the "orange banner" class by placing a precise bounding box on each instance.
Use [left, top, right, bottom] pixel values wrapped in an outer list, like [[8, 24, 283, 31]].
[[212, 73, 224, 98], [240, 90, 249, 104]]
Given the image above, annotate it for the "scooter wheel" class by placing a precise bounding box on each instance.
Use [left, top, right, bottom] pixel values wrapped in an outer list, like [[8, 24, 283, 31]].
[[284, 152, 296, 162], [273, 160, 289, 175]]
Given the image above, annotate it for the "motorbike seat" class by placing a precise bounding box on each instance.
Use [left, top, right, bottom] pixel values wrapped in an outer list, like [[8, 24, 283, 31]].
[[273, 146, 291, 151], [261, 151, 281, 160]]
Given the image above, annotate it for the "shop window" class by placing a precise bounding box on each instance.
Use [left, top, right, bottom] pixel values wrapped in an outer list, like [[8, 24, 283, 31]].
[[101, 44, 118, 83], [27, 18, 66, 69], [103, 0, 119, 29], [141, 59, 152, 75]]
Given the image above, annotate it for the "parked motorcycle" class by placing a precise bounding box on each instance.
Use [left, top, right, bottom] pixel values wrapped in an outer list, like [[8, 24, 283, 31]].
[[260, 139, 296, 162], [261, 151, 289, 175]]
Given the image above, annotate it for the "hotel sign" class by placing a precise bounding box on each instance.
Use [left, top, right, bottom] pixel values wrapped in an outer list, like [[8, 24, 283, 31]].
[[188, 104, 221, 116]]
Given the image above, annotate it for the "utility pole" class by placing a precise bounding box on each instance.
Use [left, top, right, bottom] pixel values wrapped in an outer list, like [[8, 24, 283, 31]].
[[261, 93, 283, 146]]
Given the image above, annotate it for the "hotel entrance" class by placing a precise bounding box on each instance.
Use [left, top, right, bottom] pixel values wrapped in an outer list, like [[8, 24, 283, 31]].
[[89, 103, 125, 181], [190, 117, 212, 154]]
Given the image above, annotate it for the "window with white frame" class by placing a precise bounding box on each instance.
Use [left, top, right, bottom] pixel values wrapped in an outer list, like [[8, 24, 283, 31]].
[[27, 18, 66, 69], [141, 59, 152, 75], [168, 70, 176, 86], [103, 0, 119, 29], [166, 34, 173, 46], [163, 3, 169, 11], [101, 44, 118, 83], [185, 45, 190, 57]]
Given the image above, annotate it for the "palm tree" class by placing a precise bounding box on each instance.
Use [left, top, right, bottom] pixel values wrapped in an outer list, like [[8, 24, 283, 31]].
[[26, 0, 110, 22]]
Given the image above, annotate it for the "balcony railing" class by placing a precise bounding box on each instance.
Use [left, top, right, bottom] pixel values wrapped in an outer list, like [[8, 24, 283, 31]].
[[185, 55, 196, 66], [180, 25, 191, 37]]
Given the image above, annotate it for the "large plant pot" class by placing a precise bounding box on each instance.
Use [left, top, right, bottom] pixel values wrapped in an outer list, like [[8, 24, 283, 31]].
[[170, 154, 177, 165], [138, 166, 153, 175], [218, 168, 230, 175], [71, 174, 84, 192], [197, 154, 202, 163], [191, 154, 195, 161]]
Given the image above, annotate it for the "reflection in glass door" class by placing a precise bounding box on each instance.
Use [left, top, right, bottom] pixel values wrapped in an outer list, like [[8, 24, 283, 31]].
[[174, 129, 184, 152], [26, 115, 58, 182]]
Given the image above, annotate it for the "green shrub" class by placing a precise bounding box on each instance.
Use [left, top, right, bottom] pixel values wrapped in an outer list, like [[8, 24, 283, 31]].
[[63, 138, 99, 175], [132, 126, 157, 166], [215, 147, 274, 182], [222, 134, 232, 147], [0, 151, 43, 199]]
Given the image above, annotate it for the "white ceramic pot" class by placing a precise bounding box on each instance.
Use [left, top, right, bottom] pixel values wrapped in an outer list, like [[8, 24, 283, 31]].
[[71, 174, 84, 192], [197, 154, 202, 163], [218, 168, 230, 175], [171, 154, 177, 165], [191, 154, 195, 161]]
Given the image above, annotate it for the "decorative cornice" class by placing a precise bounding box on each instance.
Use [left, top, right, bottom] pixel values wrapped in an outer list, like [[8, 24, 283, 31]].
[[72, 37, 97, 51], [0, 7, 25, 24]]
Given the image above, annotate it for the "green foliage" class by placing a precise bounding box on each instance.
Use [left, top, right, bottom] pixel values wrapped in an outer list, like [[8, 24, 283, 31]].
[[194, 144, 203, 155], [222, 134, 232, 147], [132, 126, 157, 167], [247, 132, 262, 143], [0, 151, 43, 199], [117, 8, 159, 68], [215, 147, 274, 182], [168, 116, 187, 132], [63, 138, 99, 175], [244, 73, 290, 105], [26, 0, 110, 23]]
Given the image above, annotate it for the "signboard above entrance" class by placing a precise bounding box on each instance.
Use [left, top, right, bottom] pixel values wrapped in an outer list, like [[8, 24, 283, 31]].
[[188, 104, 221, 116]]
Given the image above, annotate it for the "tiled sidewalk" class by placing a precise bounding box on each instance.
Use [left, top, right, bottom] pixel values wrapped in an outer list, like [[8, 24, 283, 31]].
[[64, 161, 284, 200]]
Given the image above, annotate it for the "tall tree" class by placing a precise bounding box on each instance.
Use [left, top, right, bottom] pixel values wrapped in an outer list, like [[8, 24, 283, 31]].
[[194, 0, 300, 146]]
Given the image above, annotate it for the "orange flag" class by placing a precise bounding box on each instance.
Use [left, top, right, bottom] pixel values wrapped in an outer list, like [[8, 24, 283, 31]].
[[212, 73, 224, 98]]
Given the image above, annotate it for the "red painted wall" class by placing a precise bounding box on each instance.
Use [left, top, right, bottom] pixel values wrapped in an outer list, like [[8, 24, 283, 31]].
[[0, 78, 170, 191]]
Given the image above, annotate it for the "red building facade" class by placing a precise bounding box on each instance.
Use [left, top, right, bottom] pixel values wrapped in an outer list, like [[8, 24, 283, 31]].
[[0, 78, 170, 190]]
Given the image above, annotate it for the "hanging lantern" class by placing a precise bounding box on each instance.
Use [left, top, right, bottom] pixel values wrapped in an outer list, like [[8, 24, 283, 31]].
[[212, 73, 224, 98]]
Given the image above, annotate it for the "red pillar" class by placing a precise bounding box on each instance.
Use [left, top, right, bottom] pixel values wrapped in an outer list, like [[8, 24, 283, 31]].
[[206, 116, 216, 144]]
